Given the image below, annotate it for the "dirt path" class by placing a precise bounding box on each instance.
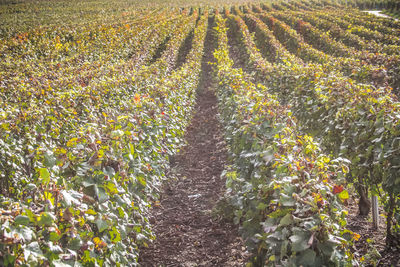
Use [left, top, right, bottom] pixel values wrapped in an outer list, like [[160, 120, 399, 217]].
[[139, 16, 249, 267]]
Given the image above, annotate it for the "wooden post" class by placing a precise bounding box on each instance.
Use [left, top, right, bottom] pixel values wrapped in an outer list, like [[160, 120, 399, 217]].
[[372, 195, 379, 229]]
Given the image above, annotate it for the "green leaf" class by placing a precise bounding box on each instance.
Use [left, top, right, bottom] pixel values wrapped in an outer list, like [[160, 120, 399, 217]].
[[279, 213, 293, 226], [83, 184, 97, 198], [268, 208, 293, 219], [4, 255, 16, 266], [129, 143, 135, 155], [338, 190, 349, 200], [24, 241, 44, 262], [280, 240, 289, 259], [111, 130, 124, 138], [26, 183, 37, 191], [25, 208, 35, 222], [15, 227, 35, 242], [39, 168, 50, 184], [96, 219, 108, 232], [49, 232, 61, 242], [137, 175, 147, 187], [44, 152, 57, 168], [61, 190, 82, 206], [280, 194, 295, 207], [257, 202, 268, 210], [105, 181, 118, 195], [297, 249, 316, 266], [14, 215, 30, 226], [48, 242, 63, 254], [318, 242, 335, 256], [263, 149, 275, 164], [68, 237, 82, 250], [289, 232, 311, 252], [38, 212, 55, 227], [53, 260, 74, 267], [109, 227, 122, 243], [97, 187, 109, 204]]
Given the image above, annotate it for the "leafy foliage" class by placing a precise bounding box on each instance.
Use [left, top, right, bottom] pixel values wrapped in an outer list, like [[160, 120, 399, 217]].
[[227, 1, 400, 251], [2, 0, 400, 265], [0, 7, 208, 265], [213, 14, 357, 266]]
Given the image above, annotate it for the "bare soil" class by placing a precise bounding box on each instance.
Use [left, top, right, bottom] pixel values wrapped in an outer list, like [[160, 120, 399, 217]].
[[139, 17, 249, 267], [347, 197, 400, 266]]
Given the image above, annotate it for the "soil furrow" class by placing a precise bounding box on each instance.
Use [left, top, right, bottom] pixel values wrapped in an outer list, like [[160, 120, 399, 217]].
[[138, 15, 248, 267]]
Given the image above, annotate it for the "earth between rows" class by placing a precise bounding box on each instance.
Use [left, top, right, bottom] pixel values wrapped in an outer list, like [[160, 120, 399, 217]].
[[139, 20, 249, 266]]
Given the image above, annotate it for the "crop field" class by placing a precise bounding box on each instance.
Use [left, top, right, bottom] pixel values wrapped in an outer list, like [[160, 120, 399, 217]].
[[1, 0, 400, 266]]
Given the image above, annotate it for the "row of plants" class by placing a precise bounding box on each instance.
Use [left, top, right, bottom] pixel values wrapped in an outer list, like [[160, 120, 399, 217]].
[[254, 12, 389, 87], [242, 13, 304, 66], [271, 11, 352, 57], [278, 0, 396, 11], [283, 0, 316, 11], [0, 11, 189, 109], [269, 10, 400, 91], [240, 4, 399, 93], [0, 12, 197, 171], [233, 0, 400, 13], [252, 1, 335, 12], [273, 9, 400, 56], [328, 0, 400, 10], [250, 9, 400, 94], [314, 10, 399, 46], [0, 8, 207, 266], [382, 9, 400, 19], [290, 9, 399, 55], [213, 13, 358, 266], [228, 6, 400, 252], [339, 11, 400, 35], [255, 12, 330, 64], [0, 1, 171, 36], [341, 7, 400, 28], [244, 1, 400, 33]]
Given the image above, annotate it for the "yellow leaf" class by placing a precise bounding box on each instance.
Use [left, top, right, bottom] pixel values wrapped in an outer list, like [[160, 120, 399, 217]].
[[86, 209, 97, 215], [44, 191, 54, 205], [93, 237, 101, 245], [353, 233, 361, 241], [93, 237, 107, 248], [338, 190, 349, 200], [269, 255, 275, 261], [342, 165, 349, 174], [67, 137, 78, 147]]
